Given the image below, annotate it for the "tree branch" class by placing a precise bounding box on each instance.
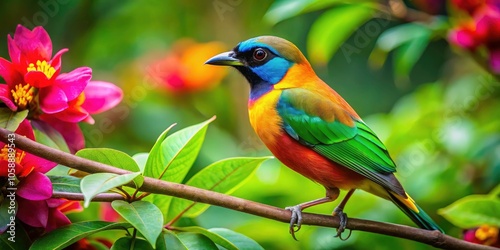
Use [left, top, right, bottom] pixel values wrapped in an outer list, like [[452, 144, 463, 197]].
[[52, 192, 125, 202], [383, 0, 436, 23], [0, 128, 495, 250]]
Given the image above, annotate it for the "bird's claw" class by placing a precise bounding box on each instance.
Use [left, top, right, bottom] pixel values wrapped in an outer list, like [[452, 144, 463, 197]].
[[285, 205, 303, 241], [333, 207, 351, 240]]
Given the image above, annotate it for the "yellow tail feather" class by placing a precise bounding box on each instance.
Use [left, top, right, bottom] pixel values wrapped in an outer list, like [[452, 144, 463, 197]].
[[392, 192, 419, 213]]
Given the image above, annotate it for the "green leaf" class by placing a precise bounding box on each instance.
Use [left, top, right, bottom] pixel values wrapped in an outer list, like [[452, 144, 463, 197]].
[[168, 157, 270, 220], [208, 228, 264, 250], [77, 148, 144, 188], [144, 117, 215, 220], [0, 196, 16, 233], [30, 221, 131, 250], [373, 23, 431, 78], [264, 0, 315, 25], [156, 230, 187, 250], [81, 172, 140, 207], [307, 3, 375, 64], [176, 227, 238, 250], [76, 148, 140, 172], [264, 0, 372, 25], [111, 200, 163, 248], [376, 23, 431, 52], [393, 32, 430, 79], [111, 237, 154, 250], [133, 153, 149, 174], [144, 117, 215, 181], [177, 233, 218, 250], [0, 220, 31, 250], [46, 164, 71, 176], [88, 239, 110, 250], [438, 195, 500, 228], [48, 175, 82, 193], [0, 109, 28, 131], [144, 123, 176, 176], [32, 120, 70, 152], [490, 184, 500, 198], [302, 0, 373, 12]]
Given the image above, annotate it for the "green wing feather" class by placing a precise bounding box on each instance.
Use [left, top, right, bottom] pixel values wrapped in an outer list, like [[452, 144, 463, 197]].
[[277, 88, 405, 195]]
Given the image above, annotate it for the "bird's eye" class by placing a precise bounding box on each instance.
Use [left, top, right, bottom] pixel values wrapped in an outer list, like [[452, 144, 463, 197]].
[[253, 48, 267, 61]]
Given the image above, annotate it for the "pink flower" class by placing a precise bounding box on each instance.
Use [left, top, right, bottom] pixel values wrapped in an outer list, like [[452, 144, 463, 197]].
[[0, 25, 91, 113], [475, 6, 500, 47], [16, 198, 82, 233], [449, 22, 481, 50], [449, 3, 500, 73], [38, 81, 123, 152], [64, 81, 123, 124], [0, 120, 55, 176], [147, 39, 228, 93], [0, 25, 123, 152], [463, 225, 500, 247], [99, 202, 121, 222], [0, 120, 76, 232]]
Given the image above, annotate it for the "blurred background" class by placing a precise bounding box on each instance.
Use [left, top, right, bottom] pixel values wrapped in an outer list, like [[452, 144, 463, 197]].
[[1, 0, 499, 249]]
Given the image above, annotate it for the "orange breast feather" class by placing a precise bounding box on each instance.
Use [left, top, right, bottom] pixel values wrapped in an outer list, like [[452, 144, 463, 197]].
[[248, 79, 365, 189]]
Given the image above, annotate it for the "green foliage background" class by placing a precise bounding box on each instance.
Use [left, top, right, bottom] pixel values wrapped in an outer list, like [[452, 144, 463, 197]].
[[1, 0, 499, 249]]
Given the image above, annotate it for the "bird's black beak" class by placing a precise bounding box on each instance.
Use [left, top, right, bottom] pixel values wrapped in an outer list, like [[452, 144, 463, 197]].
[[205, 52, 244, 66]]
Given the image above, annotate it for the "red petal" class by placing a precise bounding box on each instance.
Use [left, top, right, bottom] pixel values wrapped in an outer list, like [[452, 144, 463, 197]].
[[0, 161, 8, 176], [12, 25, 53, 63], [0, 57, 20, 86], [100, 203, 121, 222], [50, 48, 68, 73], [51, 105, 89, 123], [22, 151, 57, 174], [0, 84, 17, 111], [55, 67, 92, 101], [57, 200, 83, 213], [18, 120, 57, 174], [17, 171, 53, 200], [83, 115, 95, 124], [45, 208, 71, 232], [475, 7, 500, 44], [38, 115, 85, 153], [46, 198, 67, 208], [25, 70, 53, 88], [449, 27, 480, 49], [7, 35, 21, 66], [0, 161, 22, 176], [82, 81, 123, 114], [17, 198, 49, 228], [16, 119, 35, 140], [39, 85, 69, 113]]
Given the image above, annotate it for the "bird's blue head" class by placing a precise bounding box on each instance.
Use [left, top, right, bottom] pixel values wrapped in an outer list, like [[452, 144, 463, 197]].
[[205, 36, 307, 100]]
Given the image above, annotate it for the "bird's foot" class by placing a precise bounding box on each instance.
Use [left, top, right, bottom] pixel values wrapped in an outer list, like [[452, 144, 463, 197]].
[[333, 207, 352, 240], [285, 205, 303, 241]]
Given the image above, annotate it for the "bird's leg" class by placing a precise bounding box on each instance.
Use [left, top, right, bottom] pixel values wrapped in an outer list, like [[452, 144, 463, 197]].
[[332, 189, 355, 240], [285, 187, 339, 240]]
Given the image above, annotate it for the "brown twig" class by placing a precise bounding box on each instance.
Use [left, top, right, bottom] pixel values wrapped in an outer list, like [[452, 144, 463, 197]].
[[383, 0, 436, 23], [52, 192, 125, 202], [0, 128, 495, 250]]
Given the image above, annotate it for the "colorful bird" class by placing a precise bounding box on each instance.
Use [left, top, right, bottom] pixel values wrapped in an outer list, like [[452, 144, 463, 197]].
[[205, 36, 443, 239]]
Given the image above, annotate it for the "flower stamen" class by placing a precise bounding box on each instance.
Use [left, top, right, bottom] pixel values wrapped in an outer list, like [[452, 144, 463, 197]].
[[72, 92, 86, 106], [0, 145, 26, 163], [476, 225, 499, 246], [11, 84, 35, 110], [27, 60, 56, 79]]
